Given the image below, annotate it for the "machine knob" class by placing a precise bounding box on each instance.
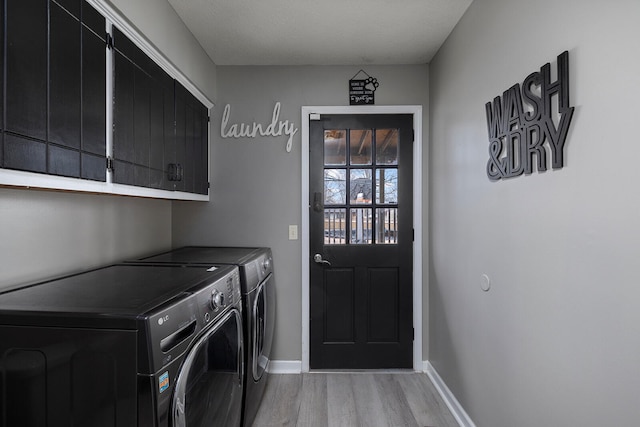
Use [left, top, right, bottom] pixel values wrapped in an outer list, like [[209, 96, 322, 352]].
[[211, 290, 225, 310]]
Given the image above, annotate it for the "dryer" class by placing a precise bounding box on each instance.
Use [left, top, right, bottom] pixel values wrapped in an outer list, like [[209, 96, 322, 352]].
[[0, 263, 244, 427], [133, 247, 276, 427]]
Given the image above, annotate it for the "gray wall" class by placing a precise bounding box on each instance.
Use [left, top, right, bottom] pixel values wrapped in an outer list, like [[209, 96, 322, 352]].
[[172, 65, 429, 360], [0, 188, 171, 288], [429, 0, 640, 426], [0, 0, 216, 290]]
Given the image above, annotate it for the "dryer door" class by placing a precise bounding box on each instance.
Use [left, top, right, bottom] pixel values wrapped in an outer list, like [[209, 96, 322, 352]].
[[172, 309, 243, 427], [253, 273, 275, 381]]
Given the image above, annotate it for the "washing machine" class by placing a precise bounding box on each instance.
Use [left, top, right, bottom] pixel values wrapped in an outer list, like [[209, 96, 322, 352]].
[[133, 246, 275, 427], [0, 263, 244, 427]]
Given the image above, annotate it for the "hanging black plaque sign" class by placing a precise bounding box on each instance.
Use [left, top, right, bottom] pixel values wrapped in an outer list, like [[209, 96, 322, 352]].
[[485, 51, 575, 181], [349, 70, 379, 105]]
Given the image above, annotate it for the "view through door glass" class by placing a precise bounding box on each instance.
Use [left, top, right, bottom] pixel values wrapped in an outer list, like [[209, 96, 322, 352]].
[[309, 114, 413, 369]]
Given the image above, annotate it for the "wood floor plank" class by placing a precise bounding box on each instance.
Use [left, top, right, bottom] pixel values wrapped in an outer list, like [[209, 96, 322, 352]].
[[252, 374, 303, 427], [395, 373, 459, 427], [349, 373, 390, 426], [326, 374, 358, 427], [296, 374, 328, 427], [374, 374, 421, 427]]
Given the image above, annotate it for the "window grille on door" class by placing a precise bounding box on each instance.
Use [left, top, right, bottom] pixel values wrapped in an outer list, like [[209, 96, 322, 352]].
[[323, 128, 399, 245]]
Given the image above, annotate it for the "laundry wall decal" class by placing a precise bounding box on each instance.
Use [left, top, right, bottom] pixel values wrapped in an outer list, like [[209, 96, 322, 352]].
[[484, 51, 575, 181], [220, 102, 298, 152]]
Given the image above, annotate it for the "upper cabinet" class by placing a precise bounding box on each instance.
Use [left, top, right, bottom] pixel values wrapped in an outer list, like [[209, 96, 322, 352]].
[[3, 0, 106, 181], [0, 0, 211, 200]]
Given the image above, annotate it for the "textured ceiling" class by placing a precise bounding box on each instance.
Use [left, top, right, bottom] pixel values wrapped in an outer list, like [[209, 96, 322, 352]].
[[166, 0, 473, 66]]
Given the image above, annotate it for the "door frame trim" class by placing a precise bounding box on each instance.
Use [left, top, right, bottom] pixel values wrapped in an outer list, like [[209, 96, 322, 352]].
[[300, 105, 423, 371]]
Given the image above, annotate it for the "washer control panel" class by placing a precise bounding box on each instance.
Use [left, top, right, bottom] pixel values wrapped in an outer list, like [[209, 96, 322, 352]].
[[144, 264, 240, 373], [197, 267, 240, 324]]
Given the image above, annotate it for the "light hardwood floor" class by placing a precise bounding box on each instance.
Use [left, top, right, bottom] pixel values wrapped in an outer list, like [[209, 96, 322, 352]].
[[251, 373, 459, 427]]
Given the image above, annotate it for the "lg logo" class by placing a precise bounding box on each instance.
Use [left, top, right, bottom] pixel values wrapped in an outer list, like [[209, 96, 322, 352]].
[[158, 315, 169, 325]]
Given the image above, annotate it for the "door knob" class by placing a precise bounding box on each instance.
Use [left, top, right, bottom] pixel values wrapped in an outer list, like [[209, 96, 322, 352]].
[[313, 253, 331, 267]]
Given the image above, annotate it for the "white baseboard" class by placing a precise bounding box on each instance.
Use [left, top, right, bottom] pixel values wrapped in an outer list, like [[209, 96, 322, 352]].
[[267, 360, 302, 374], [424, 361, 476, 427]]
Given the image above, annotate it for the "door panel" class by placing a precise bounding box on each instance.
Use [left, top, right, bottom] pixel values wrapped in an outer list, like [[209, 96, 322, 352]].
[[368, 267, 399, 342], [309, 114, 413, 369], [324, 268, 355, 343]]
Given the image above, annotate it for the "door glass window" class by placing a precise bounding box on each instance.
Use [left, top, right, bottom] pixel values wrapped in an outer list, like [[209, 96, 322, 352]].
[[376, 168, 397, 204], [324, 169, 346, 204], [376, 208, 398, 244], [376, 129, 399, 165], [323, 128, 400, 245], [349, 130, 372, 165], [349, 169, 372, 205], [350, 208, 372, 244], [324, 208, 346, 244], [323, 130, 346, 165]]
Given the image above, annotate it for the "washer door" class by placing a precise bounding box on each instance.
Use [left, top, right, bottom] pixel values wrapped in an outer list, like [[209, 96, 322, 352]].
[[172, 309, 243, 427], [253, 274, 275, 381]]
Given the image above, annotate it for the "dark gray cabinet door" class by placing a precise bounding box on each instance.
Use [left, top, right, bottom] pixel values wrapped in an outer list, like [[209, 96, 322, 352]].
[[113, 27, 208, 195], [4, 0, 48, 173], [1, 0, 106, 181], [49, 1, 82, 177], [113, 27, 190, 192], [175, 82, 209, 195]]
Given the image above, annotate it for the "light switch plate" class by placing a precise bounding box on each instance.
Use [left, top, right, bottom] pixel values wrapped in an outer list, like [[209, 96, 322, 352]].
[[288, 225, 298, 240]]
